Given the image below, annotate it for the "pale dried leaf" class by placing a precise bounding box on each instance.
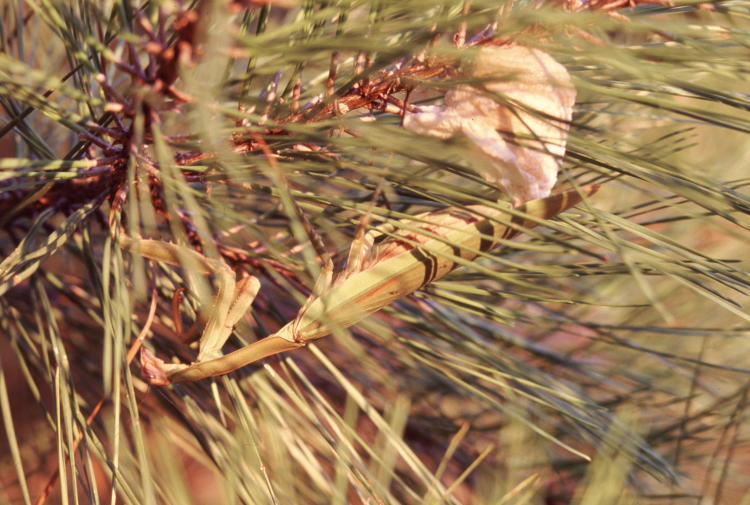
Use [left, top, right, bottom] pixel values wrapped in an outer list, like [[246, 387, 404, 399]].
[[404, 45, 576, 205]]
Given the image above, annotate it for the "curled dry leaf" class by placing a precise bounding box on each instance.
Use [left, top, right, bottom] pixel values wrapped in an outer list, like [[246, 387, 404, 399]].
[[404, 45, 576, 205]]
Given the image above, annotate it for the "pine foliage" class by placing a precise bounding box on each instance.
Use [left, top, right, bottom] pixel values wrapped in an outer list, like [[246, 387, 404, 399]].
[[1, 1, 750, 504]]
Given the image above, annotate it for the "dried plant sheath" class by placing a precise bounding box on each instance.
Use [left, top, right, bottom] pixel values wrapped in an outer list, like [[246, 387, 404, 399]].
[[165, 186, 597, 384]]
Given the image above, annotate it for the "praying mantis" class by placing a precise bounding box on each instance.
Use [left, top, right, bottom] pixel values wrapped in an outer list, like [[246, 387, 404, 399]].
[[123, 186, 597, 385], [123, 43, 590, 385]]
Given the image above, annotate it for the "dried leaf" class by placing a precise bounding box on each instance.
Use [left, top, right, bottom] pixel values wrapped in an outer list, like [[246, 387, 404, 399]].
[[404, 45, 576, 205]]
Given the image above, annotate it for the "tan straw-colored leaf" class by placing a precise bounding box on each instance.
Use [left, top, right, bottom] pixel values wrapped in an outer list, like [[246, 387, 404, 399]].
[[404, 45, 576, 205]]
